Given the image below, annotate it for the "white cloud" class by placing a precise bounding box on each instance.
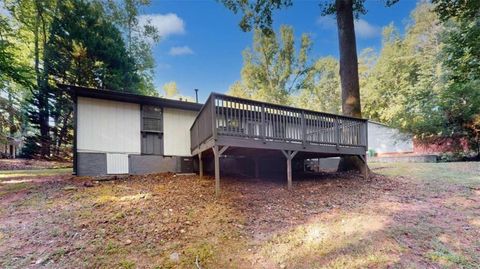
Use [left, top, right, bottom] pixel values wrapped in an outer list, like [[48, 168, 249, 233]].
[[354, 19, 381, 39], [169, 46, 194, 56], [316, 15, 336, 29], [138, 13, 185, 38]]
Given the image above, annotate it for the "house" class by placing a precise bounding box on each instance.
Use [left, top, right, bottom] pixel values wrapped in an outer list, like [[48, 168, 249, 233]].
[[367, 121, 413, 156], [63, 84, 368, 194], [65, 85, 202, 176], [1, 136, 23, 158], [309, 121, 414, 170], [413, 136, 470, 154]]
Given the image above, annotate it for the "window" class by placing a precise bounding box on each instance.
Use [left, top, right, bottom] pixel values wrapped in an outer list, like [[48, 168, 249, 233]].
[[141, 105, 163, 155], [142, 105, 163, 132]]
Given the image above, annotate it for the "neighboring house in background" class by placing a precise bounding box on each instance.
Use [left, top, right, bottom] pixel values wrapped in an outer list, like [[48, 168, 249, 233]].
[[310, 121, 414, 170], [413, 136, 470, 154], [0, 137, 23, 158], [367, 121, 413, 156]]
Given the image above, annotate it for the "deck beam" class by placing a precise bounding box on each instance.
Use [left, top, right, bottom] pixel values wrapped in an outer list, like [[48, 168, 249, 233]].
[[218, 145, 229, 155], [281, 150, 298, 190], [215, 136, 366, 156]]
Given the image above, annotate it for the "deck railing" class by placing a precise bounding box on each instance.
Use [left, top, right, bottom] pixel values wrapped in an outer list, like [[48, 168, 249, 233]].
[[190, 93, 368, 152], [190, 94, 215, 151]]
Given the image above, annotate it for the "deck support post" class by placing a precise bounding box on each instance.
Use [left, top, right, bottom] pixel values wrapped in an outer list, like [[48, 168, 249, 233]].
[[213, 146, 220, 196], [198, 151, 203, 179], [358, 155, 369, 180], [281, 150, 298, 190], [213, 145, 229, 196]]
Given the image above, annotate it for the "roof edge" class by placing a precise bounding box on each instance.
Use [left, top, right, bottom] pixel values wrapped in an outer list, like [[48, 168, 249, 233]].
[[59, 83, 203, 111]]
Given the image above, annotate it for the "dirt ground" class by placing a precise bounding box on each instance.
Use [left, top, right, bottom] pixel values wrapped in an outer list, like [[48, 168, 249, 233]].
[[0, 159, 72, 170], [0, 162, 479, 268]]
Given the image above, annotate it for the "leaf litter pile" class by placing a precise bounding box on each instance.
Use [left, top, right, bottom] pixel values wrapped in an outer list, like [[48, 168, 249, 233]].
[[0, 168, 479, 268]]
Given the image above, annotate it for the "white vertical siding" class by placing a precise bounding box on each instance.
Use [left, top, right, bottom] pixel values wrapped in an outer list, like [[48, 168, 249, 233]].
[[77, 97, 141, 154], [368, 122, 413, 154], [163, 108, 197, 156], [106, 153, 129, 174]]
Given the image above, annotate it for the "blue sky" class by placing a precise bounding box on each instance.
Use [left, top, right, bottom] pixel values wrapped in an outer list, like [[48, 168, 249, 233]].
[[141, 0, 419, 102]]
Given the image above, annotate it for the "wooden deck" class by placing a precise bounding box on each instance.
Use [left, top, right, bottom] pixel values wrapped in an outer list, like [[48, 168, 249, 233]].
[[190, 93, 368, 195]]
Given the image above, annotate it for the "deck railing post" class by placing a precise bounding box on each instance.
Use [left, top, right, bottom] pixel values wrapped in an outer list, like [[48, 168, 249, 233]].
[[363, 120, 368, 150], [335, 116, 340, 150], [301, 111, 306, 146], [196, 124, 199, 150], [211, 94, 217, 140], [261, 104, 266, 143]]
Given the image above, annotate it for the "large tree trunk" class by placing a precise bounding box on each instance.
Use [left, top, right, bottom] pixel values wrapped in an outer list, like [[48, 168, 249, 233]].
[[335, 0, 366, 173], [56, 108, 72, 157], [34, 1, 51, 158], [7, 89, 16, 157]]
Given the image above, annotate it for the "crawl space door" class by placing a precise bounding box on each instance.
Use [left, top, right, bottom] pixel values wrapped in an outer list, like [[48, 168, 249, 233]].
[[106, 153, 129, 174]]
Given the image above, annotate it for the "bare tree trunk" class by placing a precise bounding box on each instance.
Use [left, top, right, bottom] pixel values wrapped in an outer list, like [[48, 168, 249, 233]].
[[33, 0, 51, 158], [56, 108, 72, 157], [335, 0, 366, 173], [7, 89, 16, 157]]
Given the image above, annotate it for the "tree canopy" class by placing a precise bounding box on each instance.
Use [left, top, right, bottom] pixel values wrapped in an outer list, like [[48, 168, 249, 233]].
[[1, 0, 161, 158], [228, 25, 312, 105], [228, 2, 480, 155]]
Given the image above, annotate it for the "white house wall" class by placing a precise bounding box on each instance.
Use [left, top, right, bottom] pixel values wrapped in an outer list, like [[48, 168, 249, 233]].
[[77, 97, 141, 154], [163, 108, 197, 156], [368, 122, 413, 154]]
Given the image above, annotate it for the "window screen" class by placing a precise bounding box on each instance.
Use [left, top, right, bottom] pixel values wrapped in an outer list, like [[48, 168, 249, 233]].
[[141, 105, 163, 155], [142, 105, 162, 132]]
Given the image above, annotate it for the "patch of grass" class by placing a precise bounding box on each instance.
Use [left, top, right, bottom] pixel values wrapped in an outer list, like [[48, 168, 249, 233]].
[[50, 228, 61, 238], [12, 191, 52, 209], [111, 212, 126, 221], [105, 241, 122, 255], [184, 242, 215, 264], [427, 240, 476, 268], [258, 214, 396, 267], [118, 259, 136, 269], [0, 168, 72, 179], [321, 252, 395, 269], [0, 182, 32, 195], [51, 248, 67, 260], [370, 162, 480, 187]]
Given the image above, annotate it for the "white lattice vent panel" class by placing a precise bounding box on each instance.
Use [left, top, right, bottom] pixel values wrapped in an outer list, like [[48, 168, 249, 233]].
[[106, 153, 129, 174]]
